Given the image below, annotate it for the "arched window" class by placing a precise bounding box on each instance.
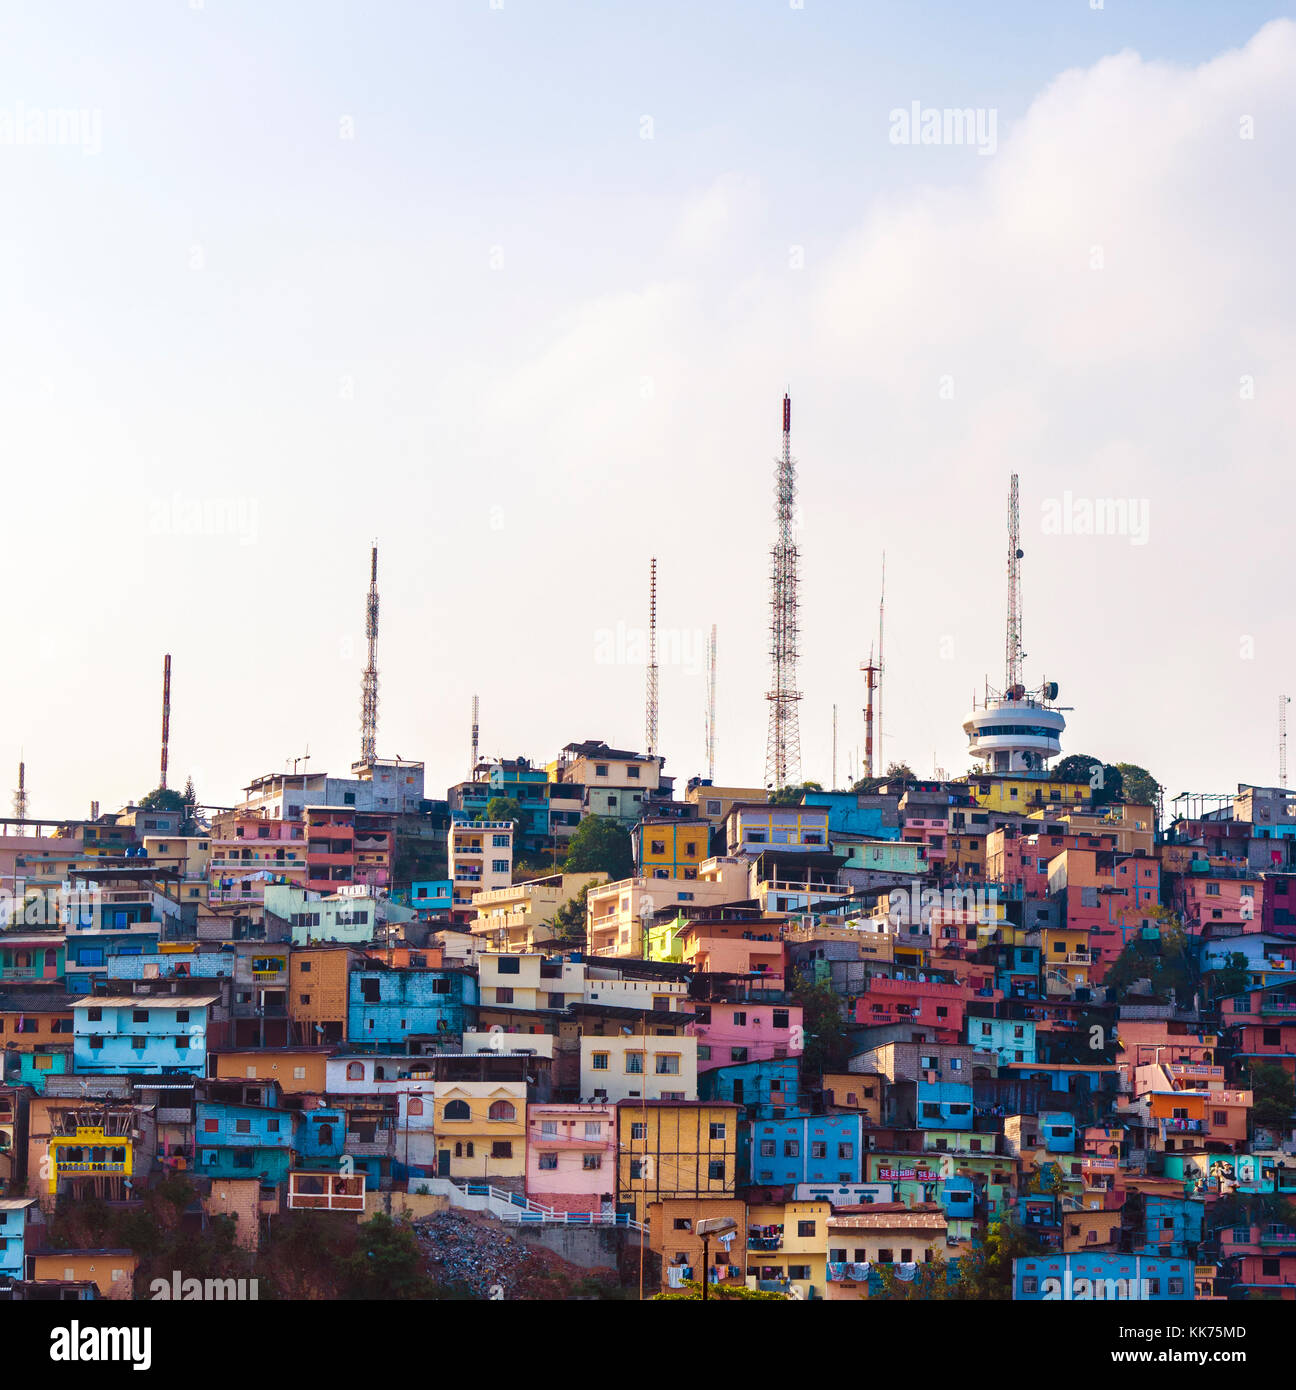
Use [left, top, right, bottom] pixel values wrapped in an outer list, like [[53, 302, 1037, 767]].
[[408, 1098, 424, 1116], [317, 1124, 334, 1146], [443, 1099, 470, 1121], [346, 1062, 365, 1081], [488, 1100, 515, 1122], [454, 1142, 462, 1157]]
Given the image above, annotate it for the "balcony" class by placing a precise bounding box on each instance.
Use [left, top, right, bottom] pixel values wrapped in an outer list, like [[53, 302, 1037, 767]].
[[1259, 1228, 1296, 1247], [747, 1235, 783, 1251], [1260, 998, 1296, 1015]]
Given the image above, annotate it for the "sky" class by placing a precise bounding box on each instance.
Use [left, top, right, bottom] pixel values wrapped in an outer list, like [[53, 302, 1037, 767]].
[[1, 0, 1294, 816]]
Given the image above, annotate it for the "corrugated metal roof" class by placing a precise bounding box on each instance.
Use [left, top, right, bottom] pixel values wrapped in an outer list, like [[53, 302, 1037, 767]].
[[69, 995, 219, 1009]]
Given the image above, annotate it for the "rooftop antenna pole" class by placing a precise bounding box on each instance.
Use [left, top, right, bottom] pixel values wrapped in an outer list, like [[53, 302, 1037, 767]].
[[646, 557, 659, 759], [360, 545, 380, 766], [1006, 473, 1023, 694], [832, 703, 838, 791], [765, 392, 802, 791], [160, 653, 172, 790], [13, 754, 27, 828], [861, 644, 880, 782], [471, 694, 480, 776], [877, 553, 886, 775], [1279, 692, 1290, 789], [706, 623, 717, 781]]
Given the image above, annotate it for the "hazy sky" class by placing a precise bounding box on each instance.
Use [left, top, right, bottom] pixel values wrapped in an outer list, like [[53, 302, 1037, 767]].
[[2, 0, 1293, 817]]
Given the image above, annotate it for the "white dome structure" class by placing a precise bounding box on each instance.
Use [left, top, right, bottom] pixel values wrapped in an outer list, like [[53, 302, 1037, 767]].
[[963, 692, 1066, 774]]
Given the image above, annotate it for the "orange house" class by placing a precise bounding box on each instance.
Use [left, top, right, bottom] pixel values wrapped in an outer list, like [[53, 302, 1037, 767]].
[[213, 1048, 331, 1093], [287, 946, 357, 1044], [0, 994, 74, 1051], [29, 1249, 138, 1298]]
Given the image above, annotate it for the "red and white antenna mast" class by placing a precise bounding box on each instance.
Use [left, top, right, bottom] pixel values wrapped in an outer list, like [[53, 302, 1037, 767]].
[[360, 545, 379, 765], [645, 557, 659, 759]]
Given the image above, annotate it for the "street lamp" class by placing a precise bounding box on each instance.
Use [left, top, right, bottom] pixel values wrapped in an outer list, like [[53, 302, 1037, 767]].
[[696, 1216, 737, 1302]]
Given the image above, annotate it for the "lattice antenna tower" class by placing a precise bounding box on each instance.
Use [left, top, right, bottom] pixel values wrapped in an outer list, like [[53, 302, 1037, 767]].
[[764, 393, 802, 790]]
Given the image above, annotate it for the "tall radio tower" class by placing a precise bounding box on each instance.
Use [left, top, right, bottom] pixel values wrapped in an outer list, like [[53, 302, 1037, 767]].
[[1005, 473, 1023, 694], [861, 647, 880, 782], [360, 545, 380, 766], [471, 694, 480, 775], [1282, 694, 1291, 789], [645, 558, 659, 759], [764, 392, 802, 790], [706, 624, 717, 781]]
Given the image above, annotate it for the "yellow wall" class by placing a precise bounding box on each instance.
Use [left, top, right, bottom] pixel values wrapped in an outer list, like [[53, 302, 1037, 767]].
[[617, 1103, 738, 1224]]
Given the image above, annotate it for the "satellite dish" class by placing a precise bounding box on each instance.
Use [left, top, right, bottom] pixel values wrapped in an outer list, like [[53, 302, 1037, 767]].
[[1016, 548, 1024, 559], [1044, 682, 1059, 700]]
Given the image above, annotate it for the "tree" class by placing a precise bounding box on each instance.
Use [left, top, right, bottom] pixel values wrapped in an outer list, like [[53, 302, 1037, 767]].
[[1113, 762, 1159, 807], [875, 1253, 953, 1300], [1051, 753, 1122, 804], [339, 1212, 437, 1300], [789, 969, 851, 1079], [768, 781, 823, 807], [1247, 1062, 1296, 1134], [550, 882, 593, 948], [851, 762, 913, 793], [180, 775, 201, 835], [953, 1212, 1046, 1300], [1209, 952, 1250, 1003], [562, 816, 634, 881], [484, 796, 526, 852], [139, 786, 185, 813], [1101, 909, 1196, 1004]]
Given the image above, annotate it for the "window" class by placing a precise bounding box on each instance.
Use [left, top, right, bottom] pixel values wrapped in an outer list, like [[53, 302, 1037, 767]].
[[408, 1099, 424, 1116], [492, 834, 510, 848], [877, 1248, 894, 1263], [784, 1140, 800, 1157], [492, 860, 509, 873], [797, 1221, 816, 1238], [299, 961, 312, 973], [709, 1122, 727, 1140], [538, 1152, 558, 1170], [625, 1052, 645, 1074], [760, 1140, 776, 1157], [584, 1121, 602, 1138], [811, 1141, 827, 1158], [346, 1062, 365, 1081], [707, 1161, 725, 1180], [631, 1122, 648, 1140], [488, 1100, 516, 1122], [87, 1007, 102, 1022], [497, 956, 521, 975], [732, 1012, 746, 1027], [491, 1141, 513, 1159], [236, 1119, 251, 1134], [443, 1100, 470, 1121], [1022, 1276, 1038, 1294], [591, 1052, 609, 1071], [838, 1143, 853, 1159], [293, 1067, 306, 1080], [496, 987, 514, 1004], [583, 1154, 602, 1170], [654, 1054, 679, 1075]]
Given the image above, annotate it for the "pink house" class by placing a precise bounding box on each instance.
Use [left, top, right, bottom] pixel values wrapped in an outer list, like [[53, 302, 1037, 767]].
[[525, 1102, 616, 1214], [686, 1001, 803, 1073]]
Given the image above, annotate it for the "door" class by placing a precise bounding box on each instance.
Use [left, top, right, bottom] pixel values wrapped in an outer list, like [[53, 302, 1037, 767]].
[[437, 1149, 450, 1178]]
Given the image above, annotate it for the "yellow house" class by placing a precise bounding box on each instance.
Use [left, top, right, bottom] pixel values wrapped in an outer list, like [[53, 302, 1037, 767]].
[[617, 1100, 738, 1224], [685, 784, 769, 827], [963, 774, 1092, 816], [47, 1125, 132, 1194], [746, 1200, 831, 1300], [432, 1081, 527, 1182], [636, 820, 711, 880], [213, 1048, 331, 1093], [143, 834, 212, 906], [1039, 925, 1092, 995]]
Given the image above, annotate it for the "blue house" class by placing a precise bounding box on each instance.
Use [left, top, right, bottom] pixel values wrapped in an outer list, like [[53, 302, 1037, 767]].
[[1134, 1193, 1205, 1257], [1014, 1252, 1194, 1300], [967, 1015, 1036, 1065], [748, 1116, 864, 1186], [294, 1108, 347, 1166], [106, 953, 234, 981], [698, 1059, 804, 1119], [72, 994, 215, 1075], [15, 1048, 71, 1093], [348, 968, 477, 1047], [1037, 1111, 1077, 1154], [0, 1198, 35, 1279], [404, 881, 453, 914], [913, 1075, 974, 1131], [196, 1100, 296, 1184], [802, 792, 901, 841]]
